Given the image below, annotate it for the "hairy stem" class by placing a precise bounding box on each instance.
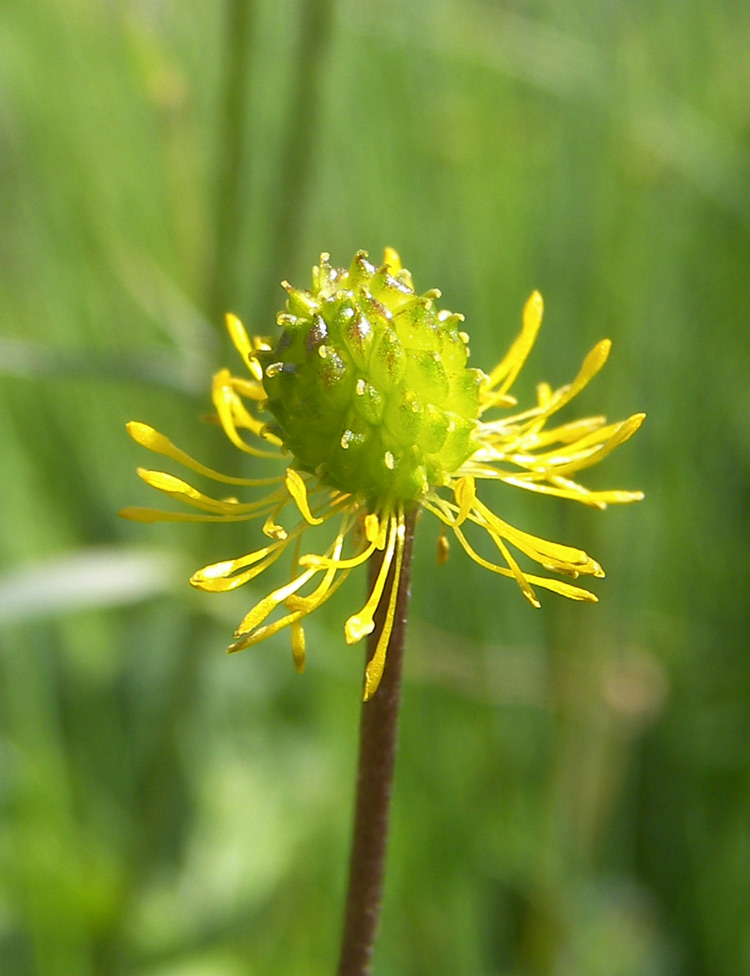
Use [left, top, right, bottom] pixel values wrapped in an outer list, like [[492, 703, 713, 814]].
[[336, 507, 418, 976]]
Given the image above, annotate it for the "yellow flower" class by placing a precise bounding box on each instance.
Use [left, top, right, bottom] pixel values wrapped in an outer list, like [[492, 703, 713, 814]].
[[120, 249, 644, 699]]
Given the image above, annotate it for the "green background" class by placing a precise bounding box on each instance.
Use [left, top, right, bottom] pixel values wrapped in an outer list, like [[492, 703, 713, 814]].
[[1, 1, 748, 973]]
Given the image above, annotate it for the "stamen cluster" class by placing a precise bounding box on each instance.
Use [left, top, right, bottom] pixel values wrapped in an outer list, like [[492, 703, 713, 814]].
[[120, 248, 645, 699]]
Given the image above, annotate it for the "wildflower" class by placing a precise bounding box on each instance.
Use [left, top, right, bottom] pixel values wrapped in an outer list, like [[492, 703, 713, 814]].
[[120, 249, 644, 699]]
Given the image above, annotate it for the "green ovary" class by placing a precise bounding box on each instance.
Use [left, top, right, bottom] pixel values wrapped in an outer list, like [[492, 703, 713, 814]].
[[260, 252, 483, 503]]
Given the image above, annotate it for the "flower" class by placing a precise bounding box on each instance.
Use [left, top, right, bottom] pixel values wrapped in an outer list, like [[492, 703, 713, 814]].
[[120, 249, 644, 699]]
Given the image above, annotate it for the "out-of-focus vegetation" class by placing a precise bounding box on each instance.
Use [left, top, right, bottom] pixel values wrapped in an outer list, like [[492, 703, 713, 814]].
[[1, 0, 748, 973]]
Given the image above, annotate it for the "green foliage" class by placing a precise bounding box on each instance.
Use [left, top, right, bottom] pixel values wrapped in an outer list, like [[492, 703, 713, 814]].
[[1, 0, 748, 973]]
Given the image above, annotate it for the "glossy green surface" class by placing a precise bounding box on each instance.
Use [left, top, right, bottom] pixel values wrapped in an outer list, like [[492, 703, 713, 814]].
[[262, 254, 482, 501]]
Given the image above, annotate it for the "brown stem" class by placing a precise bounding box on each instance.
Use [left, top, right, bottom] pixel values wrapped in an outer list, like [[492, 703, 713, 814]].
[[336, 507, 418, 976]]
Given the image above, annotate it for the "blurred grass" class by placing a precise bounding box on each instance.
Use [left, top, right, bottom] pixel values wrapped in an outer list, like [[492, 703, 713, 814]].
[[1, 0, 749, 973]]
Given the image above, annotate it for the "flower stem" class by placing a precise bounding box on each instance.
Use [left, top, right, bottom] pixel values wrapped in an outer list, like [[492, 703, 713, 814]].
[[336, 507, 418, 976]]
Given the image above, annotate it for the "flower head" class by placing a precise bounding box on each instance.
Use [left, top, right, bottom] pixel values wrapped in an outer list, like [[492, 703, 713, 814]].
[[120, 249, 644, 699]]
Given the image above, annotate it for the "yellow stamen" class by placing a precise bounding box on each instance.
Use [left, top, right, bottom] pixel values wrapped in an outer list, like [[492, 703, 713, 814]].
[[125, 422, 282, 486], [537, 381, 553, 407], [539, 340, 611, 419], [472, 497, 603, 577], [495, 416, 640, 478], [363, 509, 406, 700], [364, 512, 381, 544], [452, 526, 598, 604], [285, 468, 324, 525], [437, 527, 450, 565], [287, 514, 348, 612], [226, 313, 264, 382], [345, 514, 397, 644], [486, 291, 544, 396], [234, 568, 319, 636], [534, 414, 646, 478], [136, 468, 282, 515], [515, 416, 609, 451], [118, 506, 260, 524], [299, 536, 378, 571], [487, 528, 540, 607], [228, 569, 351, 653], [498, 475, 643, 508], [299, 510, 384, 570], [228, 609, 306, 653], [262, 501, 289, 540], [230, 375, 269, 402], [383, 247, 402, 272], [291, 620, 306, 673], [477, 390, 519, 412], [454, 476, 476, 526], [190, 498, 345, 593], [191, 545, 285, 593], [212, 369, 280, 457]]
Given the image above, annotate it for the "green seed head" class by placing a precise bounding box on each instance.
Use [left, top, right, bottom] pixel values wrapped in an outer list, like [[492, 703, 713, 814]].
[[260, 250, 484, 503]]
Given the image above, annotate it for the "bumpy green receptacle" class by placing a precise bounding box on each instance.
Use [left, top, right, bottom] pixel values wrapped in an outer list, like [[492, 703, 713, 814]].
[[260, 251, 483, 503]]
